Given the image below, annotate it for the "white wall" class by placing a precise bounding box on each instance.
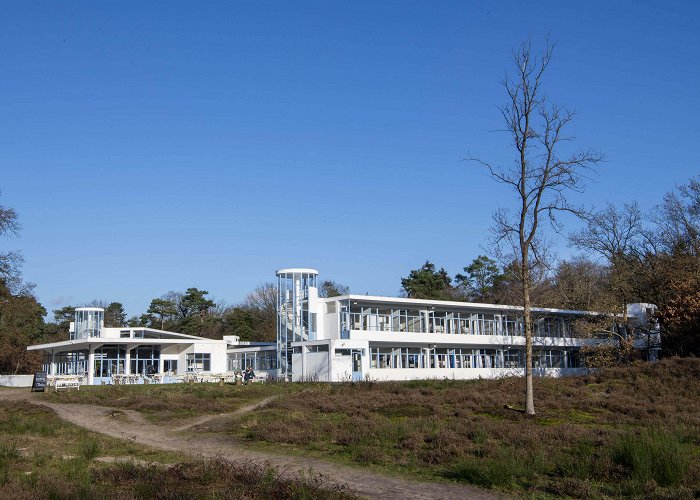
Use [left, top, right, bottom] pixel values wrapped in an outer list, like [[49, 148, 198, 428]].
[[182, 342, 228, 373], [348, 330, 600, 348], [366, 367, 588, 381], [320, 301, 339, 341], [328, 339, 369, 382], [331, 354, 353, 382], [292, 351, 330, 381], [0, 374, 34, 387]]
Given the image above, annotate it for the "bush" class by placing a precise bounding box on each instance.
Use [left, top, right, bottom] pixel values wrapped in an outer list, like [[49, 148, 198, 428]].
[[79, 437, 101, 461], [612, 428, 693, 487]]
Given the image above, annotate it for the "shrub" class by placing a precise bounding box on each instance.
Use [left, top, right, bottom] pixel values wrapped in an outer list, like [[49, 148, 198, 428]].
[[79, 437, 101, 461], [612, 428, 693, 487]]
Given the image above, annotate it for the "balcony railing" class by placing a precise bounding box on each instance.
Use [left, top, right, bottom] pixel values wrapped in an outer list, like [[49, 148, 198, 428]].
[[347, 312, 580, 338]]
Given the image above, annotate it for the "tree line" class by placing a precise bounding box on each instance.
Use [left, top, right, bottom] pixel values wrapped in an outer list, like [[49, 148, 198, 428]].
[[1, 175, 698, 375], [399, 176, 700, 358]]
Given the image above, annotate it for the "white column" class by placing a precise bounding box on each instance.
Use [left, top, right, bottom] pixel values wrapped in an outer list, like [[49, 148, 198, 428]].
[[125, 348, 131, 375], [87, 346, 95, 385]]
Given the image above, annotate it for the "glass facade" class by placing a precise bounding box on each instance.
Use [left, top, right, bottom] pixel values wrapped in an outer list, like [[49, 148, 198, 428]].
[[277, 269, 318, 379], [344, 304, 585, 338], [43, 351, 88, 375], [130, 346, 160, 375], [72, 308, 104, 339], [186, 353, 211, 372], [227, 350, 277, 372], [94, 345, 127, 378], [368, 347, 581, 369]]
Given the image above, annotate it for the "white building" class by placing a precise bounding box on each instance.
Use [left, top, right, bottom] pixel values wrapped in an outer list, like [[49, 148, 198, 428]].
[[276, 268, 617, 382], [28, 307, 233, 384], [26, 268, 643, 386]]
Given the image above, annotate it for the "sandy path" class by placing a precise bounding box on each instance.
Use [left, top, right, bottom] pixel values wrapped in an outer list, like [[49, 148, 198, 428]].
[[0, 389, 505, 500]]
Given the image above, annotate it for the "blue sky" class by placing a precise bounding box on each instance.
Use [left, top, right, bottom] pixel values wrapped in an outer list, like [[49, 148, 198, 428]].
[[1, 1, 698, 318]]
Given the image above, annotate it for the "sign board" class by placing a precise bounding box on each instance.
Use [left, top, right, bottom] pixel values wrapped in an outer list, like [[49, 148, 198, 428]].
[[31, 371, 47, 392]]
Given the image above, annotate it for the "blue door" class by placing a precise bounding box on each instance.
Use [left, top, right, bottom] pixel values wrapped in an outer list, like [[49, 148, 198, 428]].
[[351, 350, 363, 381]]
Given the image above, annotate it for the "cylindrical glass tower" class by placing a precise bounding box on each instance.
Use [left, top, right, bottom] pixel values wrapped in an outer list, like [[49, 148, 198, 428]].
[[276, 268, 318, 380], [73, 307, 104, 340]]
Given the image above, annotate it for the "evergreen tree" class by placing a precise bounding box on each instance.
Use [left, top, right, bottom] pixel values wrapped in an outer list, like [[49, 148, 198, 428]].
[[401, 261, 453, 300]]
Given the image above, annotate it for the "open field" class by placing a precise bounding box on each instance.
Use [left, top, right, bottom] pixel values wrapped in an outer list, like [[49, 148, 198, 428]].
[[11, 357, 700, 498], [229, 358, 700, 497], [0, 399, 355, 499], [43, 381, 304, 422]]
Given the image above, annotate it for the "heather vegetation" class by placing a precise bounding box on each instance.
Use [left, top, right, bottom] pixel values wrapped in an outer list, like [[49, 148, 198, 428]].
[[229, 358, 700, 498], [42, 363, 699, 497], [44, 382, 303, 422], [13, 358, 700, 497], [0, 399, 353, 499]]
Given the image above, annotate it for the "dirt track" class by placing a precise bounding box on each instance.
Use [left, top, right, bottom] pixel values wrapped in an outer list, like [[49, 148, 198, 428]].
[[0, 389, 504, 499]]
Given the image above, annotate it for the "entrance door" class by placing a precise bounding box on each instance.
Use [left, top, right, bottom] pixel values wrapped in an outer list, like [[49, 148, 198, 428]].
[[351, 349, 363, 381]]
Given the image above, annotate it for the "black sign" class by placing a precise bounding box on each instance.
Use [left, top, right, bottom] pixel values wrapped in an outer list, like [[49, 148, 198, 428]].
[[31, 371, 47, 392]]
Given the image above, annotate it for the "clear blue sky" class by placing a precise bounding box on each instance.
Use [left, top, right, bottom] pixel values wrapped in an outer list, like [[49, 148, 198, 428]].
[[1, 1, 698, 318]]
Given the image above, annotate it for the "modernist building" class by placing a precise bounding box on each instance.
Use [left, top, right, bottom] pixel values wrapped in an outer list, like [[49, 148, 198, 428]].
[[276, 268, 619, 382], [27, 268, 652, 385], [27, 307, 237, 384]]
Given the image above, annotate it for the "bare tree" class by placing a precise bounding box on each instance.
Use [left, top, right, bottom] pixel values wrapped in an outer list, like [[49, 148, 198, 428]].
[[653, 176, 700, 257], [243, 282, 278, 317], [570, 202, 644, 321], [240, 282, 278, 342], [570, 202, 643, 260], [0, 198, 26, 294], [470, 39, 603, 415]]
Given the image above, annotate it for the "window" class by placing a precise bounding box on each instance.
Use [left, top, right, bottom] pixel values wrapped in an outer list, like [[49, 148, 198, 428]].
[[335, 349, 351, 356], [564, 349, 580, 368], [504, 350, 523, 368], [163, 360, 178, 373], [120, 330, 131, 338], [94, 345, 127, 378], [227, 351, 277, 372], [186, 353, 211, 372], [130, 346, 160, 375]]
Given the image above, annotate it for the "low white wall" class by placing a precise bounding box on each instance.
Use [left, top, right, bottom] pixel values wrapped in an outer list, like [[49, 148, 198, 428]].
[[306, 352, 331, 381], [366, 367, 587, 381], [350, 330, 597, 348], [0, 374, 34, 387], [331, 355, 353, 382]]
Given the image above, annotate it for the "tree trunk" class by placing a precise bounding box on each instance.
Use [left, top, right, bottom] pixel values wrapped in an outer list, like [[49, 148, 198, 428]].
[[522, 251, 536, 416]]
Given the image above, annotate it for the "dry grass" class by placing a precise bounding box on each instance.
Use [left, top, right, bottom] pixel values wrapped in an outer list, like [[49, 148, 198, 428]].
[[43, 381, 302, 421], [94, 457, 355, 499], [232, 358, 700, 498], [0, 400, 355, 499], [30, 359, 700, 497]]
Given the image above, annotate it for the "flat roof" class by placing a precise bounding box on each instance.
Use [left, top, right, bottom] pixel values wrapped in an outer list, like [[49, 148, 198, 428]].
[[321, 294, 610, 316], [28, 335, 226, 352], [276, 268, 319, 275]]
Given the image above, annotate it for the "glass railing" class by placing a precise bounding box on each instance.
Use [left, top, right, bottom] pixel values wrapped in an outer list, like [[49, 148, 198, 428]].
[[346, 313, 581, 338]]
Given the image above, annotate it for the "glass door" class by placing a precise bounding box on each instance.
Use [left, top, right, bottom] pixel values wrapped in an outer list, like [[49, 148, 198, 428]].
[[351, 349, 363, 381]]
